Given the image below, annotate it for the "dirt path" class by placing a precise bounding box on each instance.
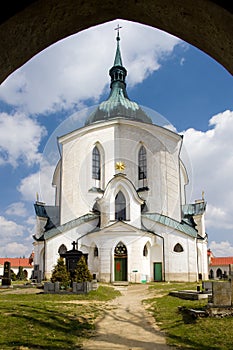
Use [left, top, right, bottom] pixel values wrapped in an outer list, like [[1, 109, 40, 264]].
[[82, 284, 172, 350]]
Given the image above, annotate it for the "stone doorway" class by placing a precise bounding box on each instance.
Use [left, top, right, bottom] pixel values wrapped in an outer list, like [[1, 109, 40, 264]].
[[114, 242, 128, 281]]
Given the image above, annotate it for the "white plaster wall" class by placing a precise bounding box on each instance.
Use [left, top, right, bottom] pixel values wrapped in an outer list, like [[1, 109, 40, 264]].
[[98, 175, 143, 228], [76, 223, 157, 282], [52, 159, 61, 206], [142, 216, 199, 281], [164, 232, 198, 281], [116, 122, 182, 221], [197, 239, 208, 279], [209, 265, 230, 278], [33, 241, 44, 266], [0, 266, 33, 279], [180, 160, 189, 205], [194, 211, 206, 238], [43, 118, 204, 282], [35, 216, 47, 239], [44, 218, 98, 278], [60, 125, 115, 224], [58, 119, 183, 225]]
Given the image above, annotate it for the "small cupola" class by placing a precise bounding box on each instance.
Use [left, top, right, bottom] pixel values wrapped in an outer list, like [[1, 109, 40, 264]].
[[85, 26, 152, 126]]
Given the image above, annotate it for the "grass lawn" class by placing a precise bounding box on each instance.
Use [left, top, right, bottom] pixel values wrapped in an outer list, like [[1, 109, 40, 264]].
[[145, 282, 233, 350], [0, 285, 120, 349]]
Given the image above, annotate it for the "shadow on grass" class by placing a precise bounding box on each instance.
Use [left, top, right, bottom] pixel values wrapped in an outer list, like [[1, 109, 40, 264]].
[[0, 303, 95, 349], [178, 306, 197, 324], [168, 333, 220, 350]]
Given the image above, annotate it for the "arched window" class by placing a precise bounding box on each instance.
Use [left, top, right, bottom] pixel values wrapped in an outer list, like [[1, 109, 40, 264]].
[[173, 243, 184, 253], [138, 145, 147, 180], [143, 244, 148, 257], [115, 191, 126, 221], [92, 146, 100, 180], [58, 244, 67, 255], [209, 269, 214, 279], [216, 268, 222, 278], [94, 246, 99, 257], [114, 242, 127, 256]]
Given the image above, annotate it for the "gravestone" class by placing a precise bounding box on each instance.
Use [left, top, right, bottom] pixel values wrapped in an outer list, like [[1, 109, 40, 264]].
[[2, 261, 11, 286], [60, 241, 88, 281], [229, 264, 233, 277], [202, 281, 213, 292], [32, 264, 42, 283], [212, 281, 232, 306], [54, 281, 60, 293], [231, 279, 233, 304]]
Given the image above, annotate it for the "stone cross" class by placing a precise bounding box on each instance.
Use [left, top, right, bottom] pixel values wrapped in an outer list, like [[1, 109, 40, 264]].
[[72, 241, 77, 250]]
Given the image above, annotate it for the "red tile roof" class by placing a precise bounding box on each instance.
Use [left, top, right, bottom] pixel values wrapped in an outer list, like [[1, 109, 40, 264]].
[[210, 257, 233, 266], [0, 258, 33, 268]]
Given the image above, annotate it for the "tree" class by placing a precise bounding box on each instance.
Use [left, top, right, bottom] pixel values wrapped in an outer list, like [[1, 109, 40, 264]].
[[17, 266, 25, 280], [51, 257, 70, 288], [73, 256, 92, 282]]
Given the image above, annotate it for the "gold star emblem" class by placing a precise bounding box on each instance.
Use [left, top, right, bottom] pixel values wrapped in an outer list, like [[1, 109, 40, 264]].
[[115, 161, 126, 171]]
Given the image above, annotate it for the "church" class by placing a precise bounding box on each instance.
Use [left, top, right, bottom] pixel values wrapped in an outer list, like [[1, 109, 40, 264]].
[[33, 30, 208, 283]]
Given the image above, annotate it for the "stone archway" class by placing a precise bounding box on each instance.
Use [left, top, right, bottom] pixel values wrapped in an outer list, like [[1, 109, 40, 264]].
[[114, 241, 128, 281], [0, 1, 232, 84]]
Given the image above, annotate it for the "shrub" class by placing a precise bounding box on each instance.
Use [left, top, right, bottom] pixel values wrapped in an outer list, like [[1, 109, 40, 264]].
[[73, 256, 92, 282], [51, 257, 70, 288], [11, 270, 17, 281], [17, 266, 25, 280]]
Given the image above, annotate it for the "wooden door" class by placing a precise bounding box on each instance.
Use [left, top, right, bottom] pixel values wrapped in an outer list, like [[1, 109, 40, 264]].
[[154, 262, 162, 281], [115, 257, 127, 281]]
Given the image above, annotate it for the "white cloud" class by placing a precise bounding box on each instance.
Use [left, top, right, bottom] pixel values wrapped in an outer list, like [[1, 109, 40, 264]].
[[0, 216, 24, 238], [0, 216, 33, 257], [209, 241, 233, 257], [5, 202, 28, 217], [205, 204, 233, 230], [0, 111, 46, 167], [180, 57, 185, 66], [183, 110, 233, 234], [18, 162, 55, 204], [0, 20, 182, 115], [1, 242, 31, 258], [25, 216, 37, 226]]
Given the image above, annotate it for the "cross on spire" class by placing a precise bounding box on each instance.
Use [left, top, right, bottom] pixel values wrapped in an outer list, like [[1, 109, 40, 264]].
[[115, 24, 122, 41]]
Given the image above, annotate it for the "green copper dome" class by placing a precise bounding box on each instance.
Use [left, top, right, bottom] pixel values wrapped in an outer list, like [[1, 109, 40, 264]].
[[85, 30, 152, 126]]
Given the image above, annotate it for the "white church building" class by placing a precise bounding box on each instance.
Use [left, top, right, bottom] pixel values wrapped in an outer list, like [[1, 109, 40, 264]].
[[33, 31, 208, 283]]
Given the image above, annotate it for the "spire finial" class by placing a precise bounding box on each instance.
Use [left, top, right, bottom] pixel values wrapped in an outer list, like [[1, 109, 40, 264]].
[[115, 24, 122, 41]]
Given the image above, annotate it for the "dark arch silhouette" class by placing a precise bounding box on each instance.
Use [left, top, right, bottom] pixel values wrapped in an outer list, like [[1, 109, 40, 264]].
[[0, 1, 232, 84]]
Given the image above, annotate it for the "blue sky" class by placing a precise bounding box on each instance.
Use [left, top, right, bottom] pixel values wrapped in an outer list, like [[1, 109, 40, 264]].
[[0, 19, 232, 258]]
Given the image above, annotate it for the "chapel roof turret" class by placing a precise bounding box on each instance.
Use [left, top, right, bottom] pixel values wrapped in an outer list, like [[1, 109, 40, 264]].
[[85, 27, 152, 126]]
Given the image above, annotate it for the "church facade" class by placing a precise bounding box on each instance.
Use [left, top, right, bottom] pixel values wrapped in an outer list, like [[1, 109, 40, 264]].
[[33, 32, 208, 283]]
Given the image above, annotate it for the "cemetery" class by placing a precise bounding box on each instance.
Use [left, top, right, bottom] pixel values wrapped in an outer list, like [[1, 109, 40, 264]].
[[1, 242, 98, 294], [170, 278, 233, 318]]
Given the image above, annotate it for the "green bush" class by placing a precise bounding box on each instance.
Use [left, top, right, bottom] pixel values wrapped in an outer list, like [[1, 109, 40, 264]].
[[51, 257, 70, 288], [10, 270, 17, 281], [17, 266, 25, 280], [73, 256, 92, 282]]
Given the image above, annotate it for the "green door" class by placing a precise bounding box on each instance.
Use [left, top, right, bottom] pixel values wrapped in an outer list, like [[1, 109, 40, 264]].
[[115, 257, 127, 281], [154, 262, 162, 281]]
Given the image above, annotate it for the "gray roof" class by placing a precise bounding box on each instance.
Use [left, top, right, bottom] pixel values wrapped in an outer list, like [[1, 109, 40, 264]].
[[182, 202, 206, 216], [34, 203, 60, 229], [43, 213, 99, 240], [142, 213, 198, 238]]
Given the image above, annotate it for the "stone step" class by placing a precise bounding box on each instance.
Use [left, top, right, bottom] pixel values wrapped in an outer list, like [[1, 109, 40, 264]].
[[111, 281, 129, 286]]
